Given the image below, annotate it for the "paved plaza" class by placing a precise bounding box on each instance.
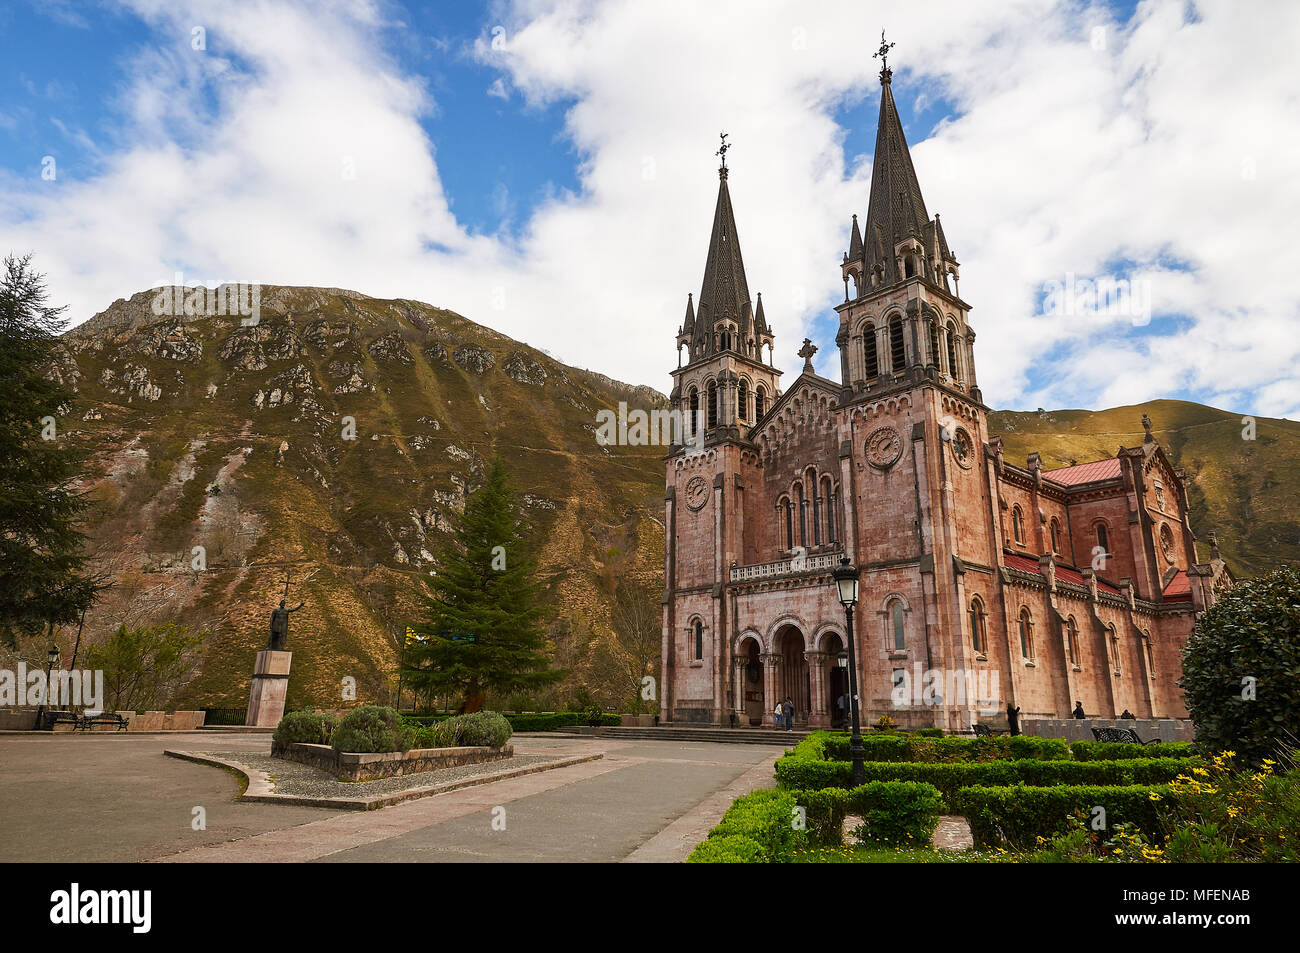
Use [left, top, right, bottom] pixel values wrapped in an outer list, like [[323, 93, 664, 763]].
[[0, 732, 786, 863]]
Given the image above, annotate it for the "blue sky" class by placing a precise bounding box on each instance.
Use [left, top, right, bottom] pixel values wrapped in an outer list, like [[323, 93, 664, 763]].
[[1, 0, 1296, 419]]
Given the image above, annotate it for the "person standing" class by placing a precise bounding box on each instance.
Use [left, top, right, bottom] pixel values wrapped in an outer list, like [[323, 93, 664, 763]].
[[1006, 703, 1022, 737], [1072, 701, 1086, 719], [781, 696, 794, 731]]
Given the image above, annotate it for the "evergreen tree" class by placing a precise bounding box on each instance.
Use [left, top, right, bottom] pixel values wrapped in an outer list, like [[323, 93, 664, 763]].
[[403, 456, 562, 711], [0, 254, 104, 648]]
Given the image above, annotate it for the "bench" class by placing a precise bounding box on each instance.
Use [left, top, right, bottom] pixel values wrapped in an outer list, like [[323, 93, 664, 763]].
[[1091, 726, 1160, 745], [80, 711, 130, 732], [42, 710, 81, 731]]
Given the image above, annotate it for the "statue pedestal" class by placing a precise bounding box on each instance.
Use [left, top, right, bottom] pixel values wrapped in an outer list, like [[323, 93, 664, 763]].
[[246, 650, 292, 728]]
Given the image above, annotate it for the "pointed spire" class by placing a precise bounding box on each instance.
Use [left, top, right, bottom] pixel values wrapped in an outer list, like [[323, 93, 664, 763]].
[[754, 292, 768, 334], [848, 213, 863, 260], [693, 159, 751, 354], [681, 293, 695, 334], [861, 41, 937, 286]]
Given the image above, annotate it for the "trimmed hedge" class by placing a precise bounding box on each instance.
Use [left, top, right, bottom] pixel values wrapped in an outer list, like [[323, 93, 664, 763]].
[[1069, 740, 1196, 761], [688, 788, 805, 863], [818, 732, 1070, 763], [401, 711, 622, 731], [795, 781, 946, 847], [273, 710, 338, 746], [777, 753, 1189, 798], [953, 783, 1172, 849]]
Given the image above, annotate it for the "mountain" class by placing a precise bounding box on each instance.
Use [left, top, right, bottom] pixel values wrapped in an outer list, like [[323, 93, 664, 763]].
[[986, 400, 1300, 577], [49, 285, 667, 709], [45, 285, 1296, 709]]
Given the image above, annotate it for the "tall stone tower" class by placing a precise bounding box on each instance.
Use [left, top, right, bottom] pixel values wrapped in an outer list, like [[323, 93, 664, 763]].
[[662, 146, 782, 724]]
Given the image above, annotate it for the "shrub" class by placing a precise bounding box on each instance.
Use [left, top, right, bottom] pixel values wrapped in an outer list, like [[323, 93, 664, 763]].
[[331, 705, 415, 753], [273, 710, 338, 746], [953, 783, 1170, 849], [775, 755, 851, 790], [1180, 564, 1300, 765], [686, 834, 769, 864], [698, 789, 806, 862], [454, 711, 513, 747], [808, 731, 1069, 766], [793, 781, 945, 848], [1070, 741, 1196, 761], [913, 727, 945, 738]]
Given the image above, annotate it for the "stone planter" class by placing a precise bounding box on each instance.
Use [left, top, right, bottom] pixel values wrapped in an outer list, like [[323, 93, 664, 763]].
[[272, 741, 513, 782]]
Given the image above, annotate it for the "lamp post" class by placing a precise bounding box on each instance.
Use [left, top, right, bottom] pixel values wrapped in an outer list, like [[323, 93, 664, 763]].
[[36, 645, 61, 730], [832, 557, 865, 786]]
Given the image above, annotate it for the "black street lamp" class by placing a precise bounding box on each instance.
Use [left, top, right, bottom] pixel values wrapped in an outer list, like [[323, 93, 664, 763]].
[[831, 557, 865, 786], [36, 645, 61, 730]]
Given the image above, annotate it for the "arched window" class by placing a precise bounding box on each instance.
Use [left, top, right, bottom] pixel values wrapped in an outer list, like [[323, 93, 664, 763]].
[[795, 482, 808, 548], [687, 387, 699, 436], [1109, 625, 1121, 674], [888, 314, 906, 371], [1143, 632, 1155, 679], [946, 321, 959, 378], [694, 619, 703, 660], [721, 332, 730, 352], [707, 380, 718, 429], [863, 323, 879, 378], [891, 600, 906, 652], [821, 476, 835, 544], [1066, 616, 1079, 666], [1012, 506, 1024, 545], [969, 597, 986, 654], [783, 497, 794, 550], [1050, 518, 1061, 554], [1018, 608, 1034, 659], [755, 385, 767, 419], [928, 319, 940, 368], [737, 379, 749, 422], [1095, 522, 1109, 554]]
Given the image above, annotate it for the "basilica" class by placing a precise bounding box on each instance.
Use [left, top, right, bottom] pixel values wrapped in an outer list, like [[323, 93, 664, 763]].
[[659, 54, 1232, 731]]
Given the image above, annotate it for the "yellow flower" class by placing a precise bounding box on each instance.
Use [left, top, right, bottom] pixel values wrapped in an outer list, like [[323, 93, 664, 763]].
[[1149, 792, 1163, 801]]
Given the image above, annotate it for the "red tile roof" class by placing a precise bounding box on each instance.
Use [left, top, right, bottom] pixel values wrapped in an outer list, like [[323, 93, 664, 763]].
[[1043, 457, 1123, 486], [1002, 551, 1121, 594], [1163, 570, 1192, 601]]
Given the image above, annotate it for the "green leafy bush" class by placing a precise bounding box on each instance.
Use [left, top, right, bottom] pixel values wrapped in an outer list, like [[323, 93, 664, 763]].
[[775, 756, 851, 789], [421, 710, 512, 747], [1070, 741, 1196, 761], [693, 788, 806, 862], [793, 781, 945, 847], [953, 783, 1170, 849], [1180, 565, 1300, 765], [331, 705, 415, 753], [273, 710, 338, 746], [686, 833, 769, 863]]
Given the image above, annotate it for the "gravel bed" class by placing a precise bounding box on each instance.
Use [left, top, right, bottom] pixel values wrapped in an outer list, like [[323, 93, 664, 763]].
[[200, 751, 561, 800]]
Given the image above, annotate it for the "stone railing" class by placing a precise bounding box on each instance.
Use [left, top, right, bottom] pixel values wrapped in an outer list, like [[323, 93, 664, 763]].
[[729, 548, 844, 583]]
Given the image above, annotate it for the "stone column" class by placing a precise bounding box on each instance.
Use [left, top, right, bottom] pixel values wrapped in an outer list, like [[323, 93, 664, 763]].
[[806, 651, 828, 727], [761, 653, 780, 726], [246, 649, 292, 727], [733, 656, 748, 725]]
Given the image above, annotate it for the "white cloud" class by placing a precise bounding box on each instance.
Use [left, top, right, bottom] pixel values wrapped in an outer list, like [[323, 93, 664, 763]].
[[2, 0, 1298, 420]]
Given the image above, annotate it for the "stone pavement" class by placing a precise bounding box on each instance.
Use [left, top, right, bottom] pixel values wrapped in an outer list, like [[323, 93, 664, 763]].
[[0, 731, 787, 863]]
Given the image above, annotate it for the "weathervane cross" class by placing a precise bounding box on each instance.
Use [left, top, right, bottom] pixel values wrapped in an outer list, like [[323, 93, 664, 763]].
[[716, 131, 730, 169], [873, 30, 895, 72]]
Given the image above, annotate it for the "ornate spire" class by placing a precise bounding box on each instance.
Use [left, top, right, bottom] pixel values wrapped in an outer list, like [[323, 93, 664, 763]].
[[848, 213, 863, 260], [754, 292, 769, 335], [692, 147, 751, 355], [681, 292, 695, 334]]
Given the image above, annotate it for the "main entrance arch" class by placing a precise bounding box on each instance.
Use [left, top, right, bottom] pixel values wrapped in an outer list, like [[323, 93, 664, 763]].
[[774, 624, 810, 726], [736, 636, 765, 726]]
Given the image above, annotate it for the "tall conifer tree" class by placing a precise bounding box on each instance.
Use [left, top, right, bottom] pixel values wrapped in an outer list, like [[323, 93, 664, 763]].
[[0, 254, 103, 648], [404, 456, 562, 711]]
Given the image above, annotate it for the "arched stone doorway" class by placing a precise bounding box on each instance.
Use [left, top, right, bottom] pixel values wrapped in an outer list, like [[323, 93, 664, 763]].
[[821, 632, 848, 728], [775, 624, 810, 726], [736, 637, 765, 726]]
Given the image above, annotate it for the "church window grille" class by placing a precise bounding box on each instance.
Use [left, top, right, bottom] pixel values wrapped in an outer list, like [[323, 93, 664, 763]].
[[707, 380, 718, 428], [928, 319, 940, 368], [889, 315, 906, 371], [1066, 617, 1079, 666], [969, 598, 986, 654], [755, 385, 767, 418], [891, 601, 906, 652], [863, 323, 879, 378], [946, 322, 960, 379], [1012, 506, 1024, 545], [688, 387, 699, 437], [737, 380, 749, 422], [694, 619, 703, 660], [1019, 609, 1034, 660]]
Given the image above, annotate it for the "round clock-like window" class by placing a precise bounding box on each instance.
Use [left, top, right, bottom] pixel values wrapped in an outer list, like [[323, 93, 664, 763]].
[[865, 426, 903, 469], [951, 427, 974, 469], [1160, 523, 1176, 563], [685, 476, 710, 511]]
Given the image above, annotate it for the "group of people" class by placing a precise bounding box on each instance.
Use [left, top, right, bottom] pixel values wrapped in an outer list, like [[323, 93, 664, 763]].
[[773, 697, 795, 730]]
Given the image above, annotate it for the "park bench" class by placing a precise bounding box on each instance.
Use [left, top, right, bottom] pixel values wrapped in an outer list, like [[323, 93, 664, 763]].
[[1091, 725, 1160, 745], [42, 710, 81, 731], [79, 711, 130, 732], [973, 723, 1005, 737]]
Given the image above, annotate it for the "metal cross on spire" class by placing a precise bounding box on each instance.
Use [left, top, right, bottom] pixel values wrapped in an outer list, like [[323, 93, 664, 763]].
[[873, 30, 896, 74], [716, 131, 730, 170]]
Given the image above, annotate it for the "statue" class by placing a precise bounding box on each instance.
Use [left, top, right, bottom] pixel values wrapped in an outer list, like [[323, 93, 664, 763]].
[[268, 598, 303, 651], [267, 569, 305, 651], [1141, 412, 1154, 442]]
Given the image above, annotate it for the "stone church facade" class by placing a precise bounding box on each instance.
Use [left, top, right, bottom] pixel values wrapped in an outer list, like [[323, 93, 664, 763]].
[[659, 58, 1232, 731]]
